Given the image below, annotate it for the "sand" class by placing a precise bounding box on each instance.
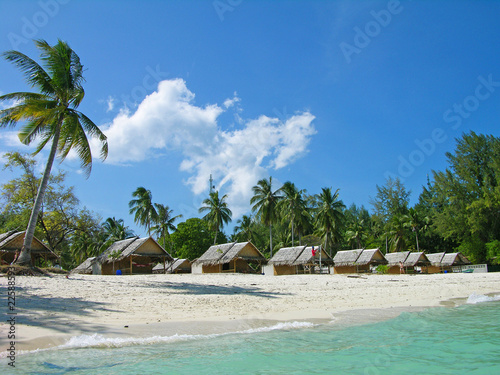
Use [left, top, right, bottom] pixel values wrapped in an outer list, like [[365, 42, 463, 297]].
[[1, 272, 500, 353]]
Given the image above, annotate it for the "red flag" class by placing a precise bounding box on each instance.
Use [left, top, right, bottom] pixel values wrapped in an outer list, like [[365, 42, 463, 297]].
[[312, 246, 317, 256]]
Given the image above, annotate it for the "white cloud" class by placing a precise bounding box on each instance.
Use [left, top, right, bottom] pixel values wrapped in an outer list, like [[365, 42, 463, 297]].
[[97, 78, 316, 217], [106, 96, 115, 112]]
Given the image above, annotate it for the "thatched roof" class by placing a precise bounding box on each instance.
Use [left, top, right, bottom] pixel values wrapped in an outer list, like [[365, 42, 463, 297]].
[[194, 242, 266, 266], [95, 236, 173, 264], [153, 258, 191, 273], [427, 252, 445, 266], [293, 246, 334, 266], [333, 248, 387, 266], [333, 249, 363, 266], [72, 257, 95, 274], [0, 230, 58, 259], [268, 246, 305, 266], [405, 252, 430, 266], [356, 248, 387, 266], [385, 251, 410, 266], [441, 252, 471, 266]]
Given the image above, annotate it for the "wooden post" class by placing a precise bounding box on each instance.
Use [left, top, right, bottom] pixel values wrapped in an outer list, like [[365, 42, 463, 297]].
[[130, 256, 133, 275]]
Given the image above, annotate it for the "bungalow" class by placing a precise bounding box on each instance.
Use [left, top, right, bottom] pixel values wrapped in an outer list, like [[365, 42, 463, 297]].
[[0, 230, 58, 265], [91, 236, 173, 275], [333, 248, 387, 274], [385, 251, 430, 274], [263, 245, 333, 275], [192, 242, 266, 274], [153, 258, 192, 274], [427, 252, 471, 273]]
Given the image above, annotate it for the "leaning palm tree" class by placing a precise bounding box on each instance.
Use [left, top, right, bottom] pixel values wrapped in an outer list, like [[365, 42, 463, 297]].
[[250, 177, 283, 257], [279, 181, 307, 247], [0, 39, 108, 266], [151, 204, 182, 250], [128, 187, 157, 236], [314, 187, 345, 256], [199, 190, 232, 244]]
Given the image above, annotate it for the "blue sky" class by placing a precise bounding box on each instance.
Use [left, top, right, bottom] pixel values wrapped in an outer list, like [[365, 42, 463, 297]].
[[1, 0, 499, 237]]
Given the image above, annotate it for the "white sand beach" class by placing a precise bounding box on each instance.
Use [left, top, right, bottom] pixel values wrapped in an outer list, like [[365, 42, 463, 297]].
[[2, 272, 500, 353]]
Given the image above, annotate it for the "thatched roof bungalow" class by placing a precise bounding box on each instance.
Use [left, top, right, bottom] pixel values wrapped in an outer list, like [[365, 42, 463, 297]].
[[93, 236, 173, 275], [427, 252, 471, 273], [263, 246, 333, 275], [333, 248, 387, 274], [153, 258, 191, 274], [72, 257, 96, 274], [385, 251, 430, 274], [0, 231, 58, 265], [192, 242, 266, 274]]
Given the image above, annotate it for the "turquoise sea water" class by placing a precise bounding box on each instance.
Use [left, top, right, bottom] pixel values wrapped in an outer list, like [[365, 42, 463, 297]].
[[6, 293, 500, 375]]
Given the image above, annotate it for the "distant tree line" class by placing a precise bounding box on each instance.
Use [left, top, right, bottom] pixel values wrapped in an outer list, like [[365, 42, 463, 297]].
[[1, 131, 499, 269]]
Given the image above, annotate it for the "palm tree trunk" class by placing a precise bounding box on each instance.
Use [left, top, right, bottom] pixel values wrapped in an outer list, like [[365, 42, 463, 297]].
[[415, 231, 420, 252], [291, 219, 294, 247], [18, 122, 62, 266], [269, 224, 273, 257]]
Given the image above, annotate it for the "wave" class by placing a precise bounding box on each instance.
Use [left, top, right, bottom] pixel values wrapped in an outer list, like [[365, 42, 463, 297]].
[[466, 292, 500, 304], [14, 321, 317, 355]]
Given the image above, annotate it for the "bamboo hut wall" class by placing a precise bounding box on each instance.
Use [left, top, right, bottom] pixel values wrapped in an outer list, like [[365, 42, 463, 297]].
[[334, 265, 365, 274], [202, 264, 222, 273], [273, 265, 297, 275]]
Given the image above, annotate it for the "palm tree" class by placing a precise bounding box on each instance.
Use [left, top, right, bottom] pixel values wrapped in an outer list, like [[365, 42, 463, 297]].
[[388, 214, 407, 252], [0, 39, 108, 266], [314, 187, 345, 256], [234, 215, 256, 242], [403, 208, 429, 251], [102, 217, 134, 243], [151, 204, 182, 251], [199, 190, 232, 244], [129, 187, 157, 236], [345, 220, 366, 249], [250, 177, 283, 257], [279, 181, 307, 247]]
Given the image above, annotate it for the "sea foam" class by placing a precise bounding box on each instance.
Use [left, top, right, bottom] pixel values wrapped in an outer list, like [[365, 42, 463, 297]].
[[31, 321, 318, 352], [466, 292, 500, 304]]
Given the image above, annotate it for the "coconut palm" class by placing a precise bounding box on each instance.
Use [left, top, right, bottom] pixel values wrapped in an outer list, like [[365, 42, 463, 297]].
[[199, 190, 232, 244], [234, 215, 256, 242], [250, 177, 283, 257], [151, 204, 182, 250], [403, 208, 429, 251], [128, 187, 157, 235], [102, 217, 135, 243], [314, 187, 345, 256], [0, 39, 108, 266], [279, 181, 307, 247]]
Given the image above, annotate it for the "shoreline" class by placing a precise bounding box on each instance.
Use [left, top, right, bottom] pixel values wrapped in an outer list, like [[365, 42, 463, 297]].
[[2, 272, 500, 354]]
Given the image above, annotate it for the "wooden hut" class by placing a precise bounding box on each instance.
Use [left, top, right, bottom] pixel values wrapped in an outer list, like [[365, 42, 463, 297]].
[[386, 251, 430, 274], [153, 258, 191, 274], [72, 257, 96, 274], [0, 230, 58, 265], [333, 248, 387, 274], [427, 252, 471, 273], [93, 236, 173, 275], [264, 246, 333, 275], [332, 249, 363, 274], [263, 246, 304, 275], [192, 242, 266, 274]]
